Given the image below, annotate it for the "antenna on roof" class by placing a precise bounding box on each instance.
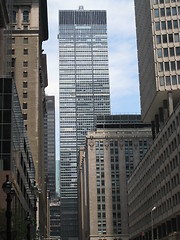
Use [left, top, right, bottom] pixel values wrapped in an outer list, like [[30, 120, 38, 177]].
[[79, 6, 84, 10]]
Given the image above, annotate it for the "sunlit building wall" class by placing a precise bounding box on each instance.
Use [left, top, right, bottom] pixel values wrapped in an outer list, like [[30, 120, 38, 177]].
[[58, 7, 110, 239]]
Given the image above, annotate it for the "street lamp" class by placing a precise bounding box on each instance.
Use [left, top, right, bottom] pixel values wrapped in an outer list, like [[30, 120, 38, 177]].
[[151, 206, 156, 240], [26, 212, 31, 240], [2, 175, 15, 240]]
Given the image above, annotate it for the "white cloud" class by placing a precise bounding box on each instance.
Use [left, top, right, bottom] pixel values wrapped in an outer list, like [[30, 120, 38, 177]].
[[44, 0, 140, 115]]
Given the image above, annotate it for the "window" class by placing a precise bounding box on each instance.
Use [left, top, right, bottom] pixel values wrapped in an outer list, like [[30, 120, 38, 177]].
[[11, 49, 15, 55], [24, 49, 28, 55], [161, 8, 165, 17], [160, 0, 164, 3], [164, 48, 168, 57], [174, 33, 179, 42], [172, 7, 177, 16], [161, 21, 166, 30], [177, 61, 180, 70], [166, 7, 171, 16], [23, 82, 28, 88], [11, 58, 15, 68], [165, 0, 170, 2], [23, 11, 29, 23], [155, 22, 160, 31], [24, 37, 28, 44], [159, 62, 163, 72], [169, 34, 173, 43], [172, 75, 177, 85], [23, 61, 28, 67], [12, 38, 15, 44], [12, 11, 16, 23], [176, 47, 180, 56], [23, 103, 27, 109], [171, 61, 176, 71], [154, 0, 158, 3], [23, 71, 28, 77], [163, 34, 167, 43], [166, 76, 171, 85], [156, 35, 161, 44], [157, 49, 162, 58], [170, 47, 174, 56], [23, 114, 27, 120], [23, 92, 27, 98], [23, 26, 28, 30], [160, 77, 165, 86], [154, 9, 159, 18], [173, 20, 178, 29], [165, 62, 170, 71], [167, 20, 172, 29]]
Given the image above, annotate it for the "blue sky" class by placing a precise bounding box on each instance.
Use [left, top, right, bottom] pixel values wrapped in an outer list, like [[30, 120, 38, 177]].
[[43, 0, 140, 158]]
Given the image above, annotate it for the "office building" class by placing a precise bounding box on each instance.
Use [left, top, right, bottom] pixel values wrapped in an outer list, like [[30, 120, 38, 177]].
[[58, 7, 110, 239], [127, 1, 180, 239], [11, 0, 48, 237], [135, 0, 180, 134], [44, 96, 56, 198], [78, 115, 152, 240], [0, 78, 36, 239], [50, 198, 61, 239]]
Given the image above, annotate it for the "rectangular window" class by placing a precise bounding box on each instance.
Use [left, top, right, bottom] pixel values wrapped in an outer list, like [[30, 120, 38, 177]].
[[159, 77, 165, 86], [160, 8, 165, 17], [23, 71, 28, 77], [156, 35, 161, 44], [165, 62, 170, 71], [163, 34, 167, 43], [23, 114, 27, 120], [155, 22, 160, 31], [173, 20, 178, 29], [176, 47, 180, 56], [166, 76, 171, 86], [171, 61, 176, 71], [161, 21, 166, 30], [167, 21, 172, 29], [170, 47, 174, 57], [171, 62, 176, 71], [23, 103, 27, 109], [23, 61, 28, 67], [164, 48, 168, 57], [23, 92, 27, 98], [24, 49, 28, 55], [23, 82, 28, 88], [177, 61, 180, 70], [174, 33, 179, 42], [158, 62, 163, 72], [154, 9, 159, 18], [172, 75, 177, 85], [24, 37, 28, 44], [166, 7, 171, 16], [157, 49, 162, 58], [168, 34, 173, 43], [172, 7, 177, 16]]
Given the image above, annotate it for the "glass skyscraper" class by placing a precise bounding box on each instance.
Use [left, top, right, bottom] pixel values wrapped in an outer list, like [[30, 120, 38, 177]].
[[58, 7, 110, 240]]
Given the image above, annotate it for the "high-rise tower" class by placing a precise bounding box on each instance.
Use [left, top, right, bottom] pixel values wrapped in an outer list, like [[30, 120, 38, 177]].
[[135, 0, 180, 135], [58, 7, 110, 240]]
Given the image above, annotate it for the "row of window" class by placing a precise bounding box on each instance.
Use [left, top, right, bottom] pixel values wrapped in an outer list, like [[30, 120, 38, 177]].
[[155, 19, 180, 31], [159, 74, 180, 86], [154, 0, 180, 4], [156, 32, 180, 44], [154, 5, 180, 18], [158, 60, 180, 72], [157, 46, 180, 58], [12, 10, 29, 23]]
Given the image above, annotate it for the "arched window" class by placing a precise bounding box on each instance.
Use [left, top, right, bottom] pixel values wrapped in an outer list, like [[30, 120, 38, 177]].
[[23, 10, 29, 23], [12, 11, 16, 23]]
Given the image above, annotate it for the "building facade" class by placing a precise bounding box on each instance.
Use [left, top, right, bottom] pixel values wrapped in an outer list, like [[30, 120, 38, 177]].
[[127, 1, 180, 239], [135, 0, 180, 131], [78, 115, 152, 240], [58, 7, 111, 239], [10, 0, 49, 237], [49, 198, 61, 239], [44, 96, 56, 199], [128, 103, 180, 240], [0, 78, 36, 239]]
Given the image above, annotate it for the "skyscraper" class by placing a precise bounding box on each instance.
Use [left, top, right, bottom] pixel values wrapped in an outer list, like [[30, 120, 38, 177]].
[[44, 96, 56, 198], [58, 7, 110, 240], [135, 0, 180, 133]]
